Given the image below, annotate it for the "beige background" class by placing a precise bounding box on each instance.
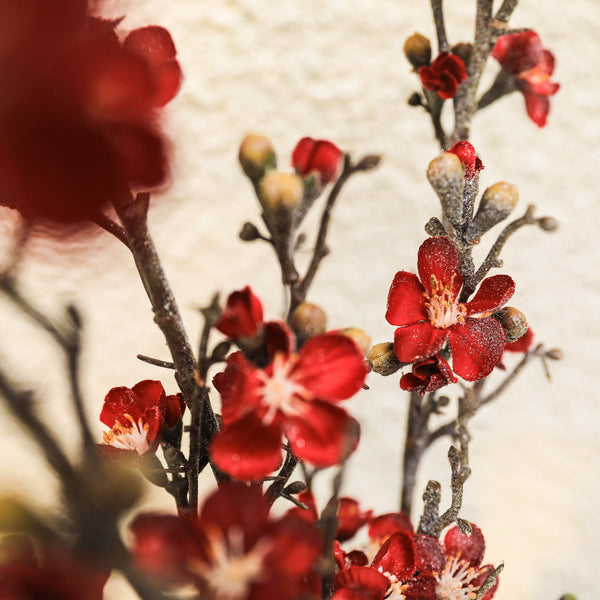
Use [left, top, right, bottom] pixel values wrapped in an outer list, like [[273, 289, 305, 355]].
[[0, 0, 598, 598]]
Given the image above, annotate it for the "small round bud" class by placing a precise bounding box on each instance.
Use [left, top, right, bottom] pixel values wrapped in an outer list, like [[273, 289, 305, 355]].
[[367, 342, 402, 376], [284, 480, 308, 495], [239, 132, 276, 181], [290, 302, 327, 342], [407, 92, 423, 107], [404, 32, 432, 71], [239, 221, 261, 241], [470, 182, 518, 239], [493, 306, 528, 343], [537, 216, 559, 232], [259, 171, 304, 213], [427, 152, 465, 227], [339, 327, 372, 355], [545, 347, 564, 361], [451, 42, 473, 67]]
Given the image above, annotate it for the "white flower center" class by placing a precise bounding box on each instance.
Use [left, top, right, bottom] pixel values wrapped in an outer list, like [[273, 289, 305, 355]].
[[191, 526, 269, 600], [435, 556, 484, 600], [257, 354, 307, 424], [102, 413, 150, 455], [425, 275, 466, 329]]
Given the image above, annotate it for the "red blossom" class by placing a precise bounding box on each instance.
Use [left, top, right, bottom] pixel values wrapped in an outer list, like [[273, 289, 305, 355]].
[[400, 353, 457, 396], [210, 323, 368, 480], [447, 141, 484, 181], [131, 483, 321, 600], [99, 379, 167, 456], [492, 31, 560, 127], [497, 327, 534, 370], [386, 237, 515, 381], [216, 286, 265, 339], [0, 4, 181, 226], [418, 52, 467, 99], [333, 566, 391, 600], [292, 137, 344, 185]]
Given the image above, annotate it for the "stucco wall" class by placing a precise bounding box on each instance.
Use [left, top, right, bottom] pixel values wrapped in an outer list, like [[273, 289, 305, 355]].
[[0, 1, 598, 598]]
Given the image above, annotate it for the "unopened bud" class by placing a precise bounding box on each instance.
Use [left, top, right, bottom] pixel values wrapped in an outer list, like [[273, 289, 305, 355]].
[[537, 216, 559, 232], [545, 347, 563, 361], [284, 481, 307, 495], [451, 42, 473, 67], [427, 152, 465, 227], [408, 92, 423, 106], [367, 342, 402, 376], [404, 32, 432, 71], [239, 133, 276, 181], [470, 182, 518, 239], [339, 327, 372, 355], [239, 221, 261, 241], [493, 306, 528, 343], [290, 302, 327, 342], [259, 171, 303, 214]]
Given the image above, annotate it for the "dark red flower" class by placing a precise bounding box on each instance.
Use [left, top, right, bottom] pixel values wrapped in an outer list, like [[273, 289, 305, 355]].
[[216, 286, 265, 339], [100, 380, 167, 456], [131, 483, 321, 600], [386, 237, 515, 381], [333, 566, 391, 600], [492, 31, 560, 127], [497, 327, 534, 370], [165, 392, 186, 428], [400, 353, 457, 396], [447, 141, 484, 181], [210, 324, 368, 480], [419, 52, 467, 100], [292, 137, 344, 185], [0, 5, 181, 225]]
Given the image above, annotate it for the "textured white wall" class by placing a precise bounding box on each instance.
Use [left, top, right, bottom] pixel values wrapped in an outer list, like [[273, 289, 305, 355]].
[[0, 1, 598, 598]]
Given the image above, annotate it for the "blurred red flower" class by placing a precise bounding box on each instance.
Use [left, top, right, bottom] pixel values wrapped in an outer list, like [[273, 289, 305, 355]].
[[419, 52, 467, 100], [292, 137, 344, 186]]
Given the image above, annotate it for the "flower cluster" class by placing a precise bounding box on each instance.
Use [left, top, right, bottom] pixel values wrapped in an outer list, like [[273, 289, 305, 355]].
[[419, 52, 467, 100], [0, 1, 181, 225], [211, 287, 369, 480]]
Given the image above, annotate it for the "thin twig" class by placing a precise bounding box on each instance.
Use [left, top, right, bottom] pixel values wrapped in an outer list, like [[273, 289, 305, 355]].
[[137, 354, 176, 369], [430, 0, 450, 52], [91, 212, 131, 248]]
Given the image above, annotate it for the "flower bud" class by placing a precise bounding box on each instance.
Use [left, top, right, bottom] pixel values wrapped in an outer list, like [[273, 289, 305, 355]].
[[470, 182, 518, 239], [404, 32, 432, 71], [447, 141, 484, 181], [239, 221, 261, 241], [292, 137, 343, 186], [259, 171, 303, 214], [493, 306, 528, 343], [537, 216, 559, 232], [339, 327, 372, 355], [427, 152, 465, 227], [239, 132, 276, 181], [367, 342, 402, 376], [451, 42, 473, 67], [545, 347, 563, 361], [290, 302, 327, 343]]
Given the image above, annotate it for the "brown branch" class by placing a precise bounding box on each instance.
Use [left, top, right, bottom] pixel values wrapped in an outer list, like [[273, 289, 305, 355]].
[[430, 0, 450, 52]]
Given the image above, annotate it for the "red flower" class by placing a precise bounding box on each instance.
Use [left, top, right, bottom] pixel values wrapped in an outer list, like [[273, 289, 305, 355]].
[[210, 324, 368, 480], [400, 354, 457, 396], [100, 380, 167, 456], [497, 327, 534, 370], [131, 483, 321, 600], [447, 141, 484, 181], [386, 237, 515, 381], [418, 52, 467, 100], [0, 6, 181, 225], [292, 137, 344, 185], [216, 286, 265, 339], [492, 31, 560, 127]]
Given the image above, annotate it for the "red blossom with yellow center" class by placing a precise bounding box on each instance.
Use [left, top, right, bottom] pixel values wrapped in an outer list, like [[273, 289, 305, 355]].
[[386, 237, 515, 381]]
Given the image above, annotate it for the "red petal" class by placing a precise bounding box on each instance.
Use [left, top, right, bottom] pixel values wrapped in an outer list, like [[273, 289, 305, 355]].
[[492, 31, 542, 74], [123, 26, 177, 67], [164, 393, 185, 428], [368, 512, 415, 543], [522, 89, 551, 127], [131, 380, 166, 411], [336, 498, 373, 542], [465, 275, 515, 315], [291, 137, 315, 175], [372, 531, 417, 581], [403, 572, 437, 600], [443, 523, 486, 568], [334, 566, 391, 599], [417, 237, 462, 297], [393, 322, 448, 363], [265, 321, 295, 358], [295, 333, 368, 400], [284, 401, 359, 467], [504, 327, 534, 353], [100, 386, 142, 427], [216, 286, 264, 338], [209, 413, 283, 480], [414, 535, 445, 574], [153, 60, 183, 107], [385, 271, 427, 327], [448, 318, 505, 381]]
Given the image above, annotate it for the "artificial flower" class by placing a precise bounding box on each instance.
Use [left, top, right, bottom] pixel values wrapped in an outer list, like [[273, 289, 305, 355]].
[[386, 237, 515, 381], [100, 380, 168, 456], [491, 31, 560, 127], [400, 354, 457, 396], [131, 483, 321, 600], [210, 323, 368, 480], [292, 137, 344, 186], [216, 286, 264, 339], [419, 52, 467, 100], [446, 141, 484, 181]]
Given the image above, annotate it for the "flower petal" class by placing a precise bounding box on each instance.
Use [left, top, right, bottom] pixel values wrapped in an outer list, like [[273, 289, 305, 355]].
[[522, 89, 551, 127], [393, 322, 448, 363], [284, 401, 359, 467], [333, 566, 391, 600], [295, 333, 368, 401], [131, 380, 166, 411], [448, 318, 505, 380], [216, 286, 264, 339], [443, 522, 486, 568], [100, 386, 142, 427], [372, 531, 417, 581], [209, 413, 283, 480], [385, 271, 427, 327], [417, 237, 462, 297], [492, 31, 542, 74], [465, 274, 515, 315]]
